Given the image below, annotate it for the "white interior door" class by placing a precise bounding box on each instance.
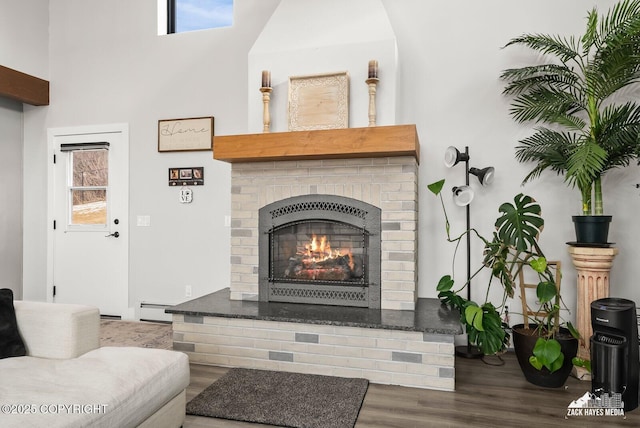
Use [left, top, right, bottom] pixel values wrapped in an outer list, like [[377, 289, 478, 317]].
[[50, 125, 129, 317]]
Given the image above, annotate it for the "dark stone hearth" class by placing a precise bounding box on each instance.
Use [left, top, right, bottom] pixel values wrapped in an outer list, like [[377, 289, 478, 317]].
[[166, 288, 461, 335]]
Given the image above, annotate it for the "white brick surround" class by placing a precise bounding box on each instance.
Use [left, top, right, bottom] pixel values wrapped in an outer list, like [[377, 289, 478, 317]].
[[172, 314, 455, 391], [229, 156, 419, 310]]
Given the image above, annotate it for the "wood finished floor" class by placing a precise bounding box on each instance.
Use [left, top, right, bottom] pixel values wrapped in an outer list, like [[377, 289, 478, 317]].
[[184, 354, 640, 428], [99, 320, 639, 427]]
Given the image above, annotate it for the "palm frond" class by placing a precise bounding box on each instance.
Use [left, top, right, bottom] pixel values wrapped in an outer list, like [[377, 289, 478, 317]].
[[598, 0, 640, 42], [501, 64, 582, 96], [590, 0, 640, 98], [589, 47, 640, 99], [552, 113, 587, 131], [520, 164, 551, 185], [565, 139, 607, 189], [509, 87, 583, 125], [504, 34, 581, 64], [515, 128, 579, 183], [581, 7, 599, 55], [598, 102, 640, 169]]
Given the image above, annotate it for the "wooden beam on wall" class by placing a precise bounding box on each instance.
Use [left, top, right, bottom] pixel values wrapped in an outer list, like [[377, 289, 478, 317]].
[[0, 65, 49, 106]]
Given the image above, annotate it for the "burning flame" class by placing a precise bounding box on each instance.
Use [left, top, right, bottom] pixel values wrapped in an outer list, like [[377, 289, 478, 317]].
[[304, 234, 354, 269]]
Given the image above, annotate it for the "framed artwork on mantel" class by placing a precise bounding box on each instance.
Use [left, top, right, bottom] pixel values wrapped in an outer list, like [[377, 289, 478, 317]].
[[158, 116, 214, 152], [288, 71, 349, 131]]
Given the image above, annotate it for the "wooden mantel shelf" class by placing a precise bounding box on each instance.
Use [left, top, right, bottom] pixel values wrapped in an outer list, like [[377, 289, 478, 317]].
[[213, 124, 420, 163]]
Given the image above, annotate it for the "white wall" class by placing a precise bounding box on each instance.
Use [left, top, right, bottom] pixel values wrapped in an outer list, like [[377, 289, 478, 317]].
[[0, 98, 24, 298], [17, 1, 640, 325], [0, 0, 49, 301], [0, 0, 49, 79]]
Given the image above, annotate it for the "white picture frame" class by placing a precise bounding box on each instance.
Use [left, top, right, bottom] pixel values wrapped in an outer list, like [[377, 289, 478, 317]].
[[158, 117, 214, 152]]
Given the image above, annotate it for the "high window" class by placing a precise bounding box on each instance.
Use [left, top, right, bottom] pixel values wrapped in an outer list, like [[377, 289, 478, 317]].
[[162, 0, 233, 34]]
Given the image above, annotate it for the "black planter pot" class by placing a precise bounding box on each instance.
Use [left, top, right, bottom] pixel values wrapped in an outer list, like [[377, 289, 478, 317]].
[[512, 324, 578, 388], [572, 215, 612, 245]]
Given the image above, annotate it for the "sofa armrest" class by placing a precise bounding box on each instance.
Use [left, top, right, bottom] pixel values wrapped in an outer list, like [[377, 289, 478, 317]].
[[13, 301, 100, 359]]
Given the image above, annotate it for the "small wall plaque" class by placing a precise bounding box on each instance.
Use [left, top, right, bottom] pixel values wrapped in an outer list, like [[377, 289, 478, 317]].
[[179, 188, 193, 204], [169, 167, 204, 186]]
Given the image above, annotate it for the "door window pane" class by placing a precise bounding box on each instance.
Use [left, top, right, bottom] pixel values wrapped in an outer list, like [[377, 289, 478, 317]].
[[69, 149, 108, 225], [71, 189, 107, 225], [72, 150, 108, 186]]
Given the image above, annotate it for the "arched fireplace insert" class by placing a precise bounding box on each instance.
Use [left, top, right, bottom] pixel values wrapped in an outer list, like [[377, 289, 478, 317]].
[[258, 194, 381, 308]]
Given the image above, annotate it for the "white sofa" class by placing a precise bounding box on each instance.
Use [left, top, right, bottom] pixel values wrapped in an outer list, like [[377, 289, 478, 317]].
[[0, 301, 190, 428]]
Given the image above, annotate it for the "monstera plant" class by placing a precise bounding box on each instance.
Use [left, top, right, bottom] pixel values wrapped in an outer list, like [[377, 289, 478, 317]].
[[429, 180, 578, 385]]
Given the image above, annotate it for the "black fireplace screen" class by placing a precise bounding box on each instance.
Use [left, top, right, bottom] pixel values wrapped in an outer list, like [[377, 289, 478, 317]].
[[259, 195, 381, 308], [270, 220, 367, 285]]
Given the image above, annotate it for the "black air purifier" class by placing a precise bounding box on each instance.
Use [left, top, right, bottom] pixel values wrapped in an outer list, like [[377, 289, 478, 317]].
[[591, 298, 639, 412]]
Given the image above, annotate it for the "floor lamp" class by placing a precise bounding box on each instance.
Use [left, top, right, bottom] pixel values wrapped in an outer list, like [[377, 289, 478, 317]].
[[444, 146, 495, 359]]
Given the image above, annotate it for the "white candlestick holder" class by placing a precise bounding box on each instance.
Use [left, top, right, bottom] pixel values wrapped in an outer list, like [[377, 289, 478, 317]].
[[365, 77, 379, 126], [260, 87, 272, 133]]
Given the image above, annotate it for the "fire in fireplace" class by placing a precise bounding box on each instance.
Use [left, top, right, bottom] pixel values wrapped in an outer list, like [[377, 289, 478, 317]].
[[259, 195, 381, 308], [276, 225, 363, 283]]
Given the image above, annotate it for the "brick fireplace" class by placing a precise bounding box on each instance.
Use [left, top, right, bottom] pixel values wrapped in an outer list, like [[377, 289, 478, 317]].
[[218, 124, 420, 311], [168, 124, 461, 391]]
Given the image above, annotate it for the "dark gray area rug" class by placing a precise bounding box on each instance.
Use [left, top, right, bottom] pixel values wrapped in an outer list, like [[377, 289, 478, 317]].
[[186, 368, 369, 428]]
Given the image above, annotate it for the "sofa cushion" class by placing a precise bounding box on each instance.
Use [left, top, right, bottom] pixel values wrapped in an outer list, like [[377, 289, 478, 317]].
[[0, 289, 26, 359], [0, 347, 190, 428], [13, 300, 100, 359]]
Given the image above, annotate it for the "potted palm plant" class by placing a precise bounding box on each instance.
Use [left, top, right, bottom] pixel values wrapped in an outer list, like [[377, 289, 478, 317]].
[[429, 180, 579, 387], [501, 0, 640, 244]]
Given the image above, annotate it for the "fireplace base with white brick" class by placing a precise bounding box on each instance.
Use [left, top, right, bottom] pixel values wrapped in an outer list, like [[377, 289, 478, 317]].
[[168, 288, 461, 390]]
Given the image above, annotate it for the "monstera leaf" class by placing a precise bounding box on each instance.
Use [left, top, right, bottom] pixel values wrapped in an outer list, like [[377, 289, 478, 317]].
[[495, 193, 544, 252], [482, 233, 516, 298], [465, 302, 509, 355], [530, 338, 564, 373]]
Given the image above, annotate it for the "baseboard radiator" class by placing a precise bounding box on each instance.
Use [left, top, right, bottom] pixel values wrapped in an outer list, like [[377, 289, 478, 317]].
[[139, 302, 173, 323]]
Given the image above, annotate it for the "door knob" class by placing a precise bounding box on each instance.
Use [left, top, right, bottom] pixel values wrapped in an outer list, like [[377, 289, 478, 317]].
[[105, 231, 120, 238]]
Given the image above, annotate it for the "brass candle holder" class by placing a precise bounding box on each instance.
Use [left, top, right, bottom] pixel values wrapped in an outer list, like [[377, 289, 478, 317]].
[[365, 77, 379, 127], [260, 86, 272, 133]]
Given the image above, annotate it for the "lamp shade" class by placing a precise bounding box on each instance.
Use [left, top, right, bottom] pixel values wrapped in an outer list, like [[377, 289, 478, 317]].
[[444, 146, 469, 168], [469, 166, 495, 186], [452, 186, 474, 206]]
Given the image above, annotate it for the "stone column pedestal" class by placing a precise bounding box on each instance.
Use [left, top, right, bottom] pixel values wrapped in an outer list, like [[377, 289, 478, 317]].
[[568, 245, 618, 380]]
